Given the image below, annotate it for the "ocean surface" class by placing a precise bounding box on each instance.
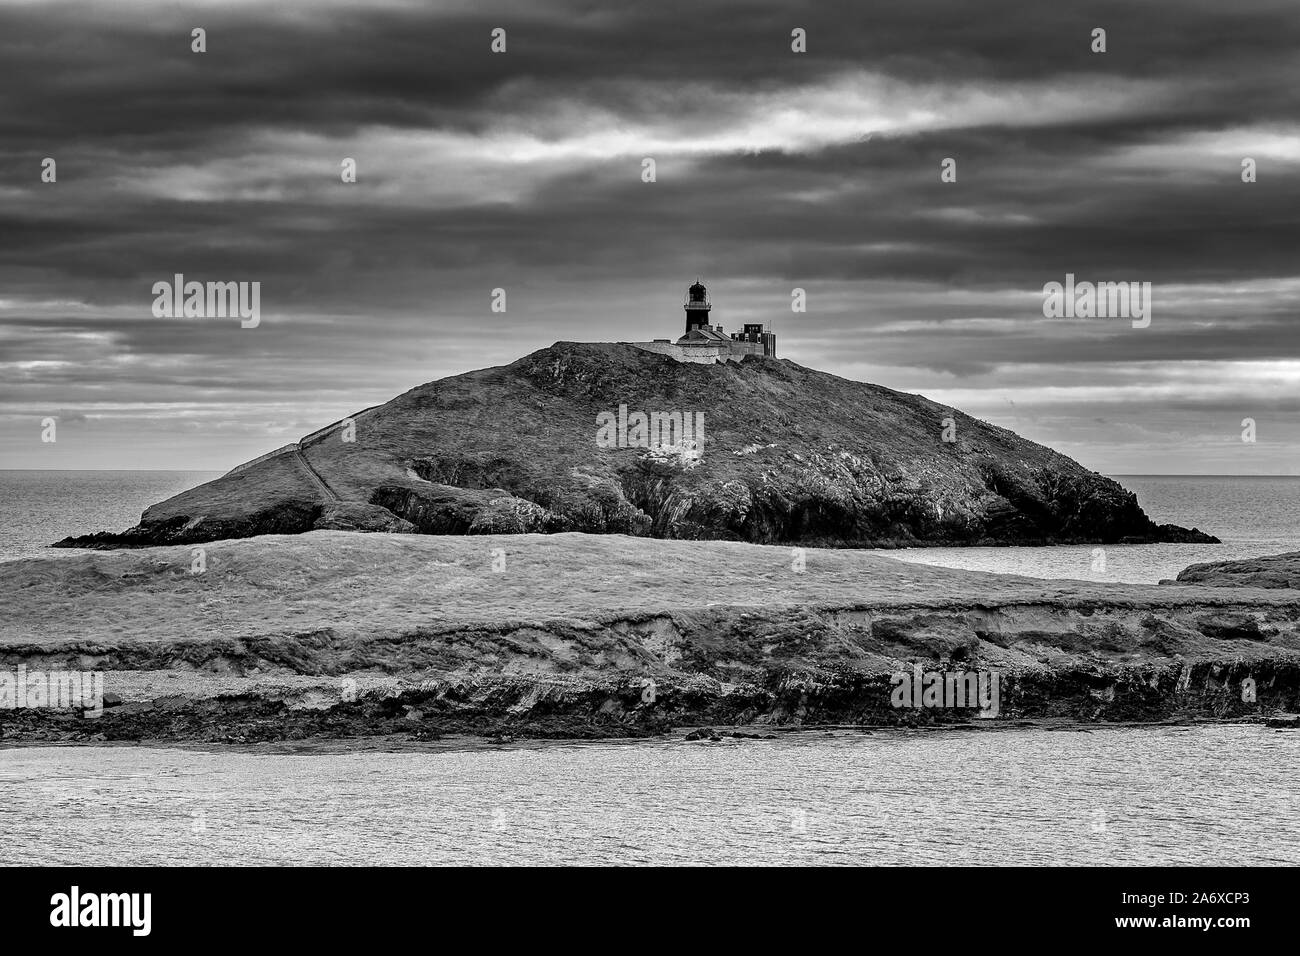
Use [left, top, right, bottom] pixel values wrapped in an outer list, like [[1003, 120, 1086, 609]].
[[1, 726, 1295, 865], [1, 470, 1296, 582], [0, 470, 222, 563]]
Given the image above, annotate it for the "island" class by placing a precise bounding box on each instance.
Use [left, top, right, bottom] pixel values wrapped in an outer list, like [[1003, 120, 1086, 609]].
[[54, 339, 1217, 551]]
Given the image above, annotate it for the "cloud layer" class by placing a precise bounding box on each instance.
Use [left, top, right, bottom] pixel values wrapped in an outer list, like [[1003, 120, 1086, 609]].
[[2, 0, 1298, 473]]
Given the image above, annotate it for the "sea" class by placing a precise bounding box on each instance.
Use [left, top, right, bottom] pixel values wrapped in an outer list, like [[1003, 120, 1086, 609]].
[[1, 471, 1297, 865], [1, 726, 1296, 866], [0, 469, 224, 564]]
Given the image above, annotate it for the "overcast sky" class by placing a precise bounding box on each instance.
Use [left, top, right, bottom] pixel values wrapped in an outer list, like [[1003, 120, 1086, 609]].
[[2, 0, 1298, 473]]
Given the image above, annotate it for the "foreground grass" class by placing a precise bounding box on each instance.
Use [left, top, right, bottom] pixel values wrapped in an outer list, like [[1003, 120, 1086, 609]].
[[3, 530, 1291, 648]]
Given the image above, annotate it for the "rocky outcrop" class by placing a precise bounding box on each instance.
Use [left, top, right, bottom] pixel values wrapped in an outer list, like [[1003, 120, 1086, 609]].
[[1168, 551, 1300, 589], [312, 502, 416, 534], [5, 658, 1298, 744], [54, 342, 1216, 550]]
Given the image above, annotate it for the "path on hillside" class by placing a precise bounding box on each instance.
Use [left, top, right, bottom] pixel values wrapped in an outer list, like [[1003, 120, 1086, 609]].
[[292, 405, 385, 503], [295, 448, 340, 502]]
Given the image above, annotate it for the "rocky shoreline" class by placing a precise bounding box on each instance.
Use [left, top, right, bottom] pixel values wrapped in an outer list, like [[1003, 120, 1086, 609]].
[[54, 519, 1219, 553], [2, 532, 1296, 744], [1, 664, 1295, 746]]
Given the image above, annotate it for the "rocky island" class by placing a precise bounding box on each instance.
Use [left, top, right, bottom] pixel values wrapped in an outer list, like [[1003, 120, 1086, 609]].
[[54, 341, 1217, 551]]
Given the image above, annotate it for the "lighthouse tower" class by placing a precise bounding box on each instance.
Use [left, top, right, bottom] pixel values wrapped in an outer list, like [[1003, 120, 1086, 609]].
[[683, 279, 712, 333], [626, 278, 776, 363]]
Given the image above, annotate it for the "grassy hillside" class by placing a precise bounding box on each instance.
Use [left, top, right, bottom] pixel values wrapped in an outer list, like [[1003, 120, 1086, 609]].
[[57, 342, 1216, 549]]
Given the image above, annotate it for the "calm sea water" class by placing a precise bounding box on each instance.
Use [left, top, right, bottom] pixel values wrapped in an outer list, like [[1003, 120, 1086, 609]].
[[0, 470, 222, 563], [2, 471, 1296, 582], [0, 726, 1295, 865]]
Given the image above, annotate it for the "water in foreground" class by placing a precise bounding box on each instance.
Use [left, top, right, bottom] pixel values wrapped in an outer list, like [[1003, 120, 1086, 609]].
[[3, 725, 1296, 866]]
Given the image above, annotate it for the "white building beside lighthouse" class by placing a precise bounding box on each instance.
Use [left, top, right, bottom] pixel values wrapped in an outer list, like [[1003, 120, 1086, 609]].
[[628, 279, 777, 364]]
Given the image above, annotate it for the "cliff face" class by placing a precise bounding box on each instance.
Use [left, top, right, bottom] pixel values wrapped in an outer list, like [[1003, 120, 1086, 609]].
[[56, 341, 1215, 549]]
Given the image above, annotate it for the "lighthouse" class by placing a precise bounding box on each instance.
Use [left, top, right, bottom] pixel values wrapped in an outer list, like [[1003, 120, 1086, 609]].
[[684, 279, 712, 334], [628, 279, 776, 363]]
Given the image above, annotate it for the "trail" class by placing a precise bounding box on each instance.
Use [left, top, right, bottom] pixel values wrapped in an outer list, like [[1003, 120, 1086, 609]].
[[295, 448, 340, 502]]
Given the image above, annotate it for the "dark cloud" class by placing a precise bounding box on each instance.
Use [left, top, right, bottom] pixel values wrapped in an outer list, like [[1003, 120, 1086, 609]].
[[1, 0, 1297, 471]]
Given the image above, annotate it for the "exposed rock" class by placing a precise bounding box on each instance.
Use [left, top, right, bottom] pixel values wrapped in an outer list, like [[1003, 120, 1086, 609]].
[[314, 502, 417, 534], [1143, 523, 1220, 544], [53, 342, 1215, 550], [1168, 551, 1300, 589], [685, 728, 725, 741]]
